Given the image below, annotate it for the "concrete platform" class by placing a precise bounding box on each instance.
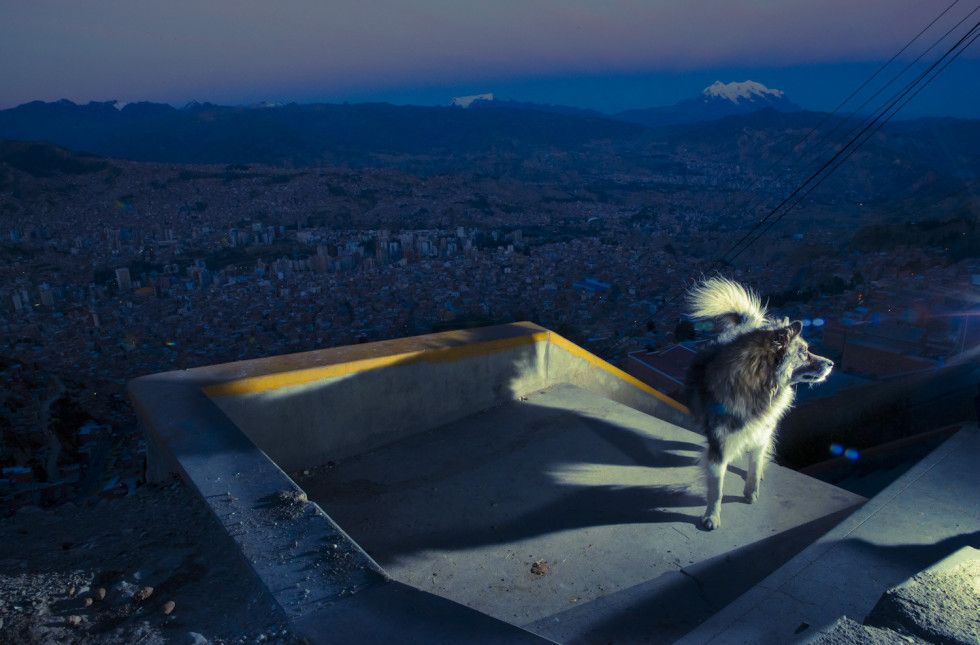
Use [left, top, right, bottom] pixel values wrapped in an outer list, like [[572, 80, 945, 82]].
[[301, 383, 865, 644], [675, 424, 980, 645], [130, 323, 875, 643]]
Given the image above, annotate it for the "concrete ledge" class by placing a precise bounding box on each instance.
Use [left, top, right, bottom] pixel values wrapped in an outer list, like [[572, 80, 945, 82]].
[[128, 369, 388, 617]]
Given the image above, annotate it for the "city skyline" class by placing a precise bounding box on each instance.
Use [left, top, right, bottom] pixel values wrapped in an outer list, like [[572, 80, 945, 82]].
[[2, 1, 979, 118]]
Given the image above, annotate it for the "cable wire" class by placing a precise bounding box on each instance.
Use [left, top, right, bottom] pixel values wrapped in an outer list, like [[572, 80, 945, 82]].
[[709, 15, 980, 270]]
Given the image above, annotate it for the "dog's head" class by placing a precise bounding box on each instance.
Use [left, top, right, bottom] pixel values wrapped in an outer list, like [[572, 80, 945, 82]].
[[772, 321, 834, 387]]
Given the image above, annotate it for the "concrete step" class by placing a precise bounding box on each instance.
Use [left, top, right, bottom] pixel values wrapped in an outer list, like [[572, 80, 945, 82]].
[[298, 383, 865, 644], [675, 424, 980, 645]]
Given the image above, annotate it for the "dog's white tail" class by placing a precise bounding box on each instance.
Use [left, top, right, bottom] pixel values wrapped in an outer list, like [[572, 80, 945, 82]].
[[687, 277, 767, 330]]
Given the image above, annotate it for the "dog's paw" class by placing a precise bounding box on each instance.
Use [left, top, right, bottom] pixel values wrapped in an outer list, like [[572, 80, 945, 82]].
[[743, 485, 759, 503], [701, 512, 721, 530]]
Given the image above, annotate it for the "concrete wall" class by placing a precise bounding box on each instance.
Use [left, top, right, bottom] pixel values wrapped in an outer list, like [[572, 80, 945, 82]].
[[544, 334, 693, 430], [210, 337, 552, 472], [202, 323, 690, 473]]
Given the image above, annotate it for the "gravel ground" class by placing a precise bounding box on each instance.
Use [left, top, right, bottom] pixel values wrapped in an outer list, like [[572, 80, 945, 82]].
[[0, 480, 304, 645]]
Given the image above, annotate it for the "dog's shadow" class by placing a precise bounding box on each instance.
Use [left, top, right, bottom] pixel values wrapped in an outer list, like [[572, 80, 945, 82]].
[[401, 426, 737, 552], [586, 420, 703, 469], [315, 404, 761, 558]]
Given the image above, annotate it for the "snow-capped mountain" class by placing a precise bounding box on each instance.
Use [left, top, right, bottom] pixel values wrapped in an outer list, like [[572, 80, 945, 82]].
[[615, 80, 802, 128], [451, 93, 494, 108], [246, 101, 287, 109], [701, 80, 785, 104]]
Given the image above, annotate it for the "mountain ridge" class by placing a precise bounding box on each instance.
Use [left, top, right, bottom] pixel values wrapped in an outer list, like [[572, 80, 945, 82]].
[[0, 99, 646, 168], [1, 95, 977, 195], [615, 80, 803, 128]]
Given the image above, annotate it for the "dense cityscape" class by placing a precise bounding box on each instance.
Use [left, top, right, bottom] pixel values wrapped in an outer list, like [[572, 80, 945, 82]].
[[2, 145, 978, 515]]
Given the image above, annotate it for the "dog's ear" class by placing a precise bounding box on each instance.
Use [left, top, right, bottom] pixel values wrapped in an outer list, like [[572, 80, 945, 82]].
[[789, 320, 803, 336]]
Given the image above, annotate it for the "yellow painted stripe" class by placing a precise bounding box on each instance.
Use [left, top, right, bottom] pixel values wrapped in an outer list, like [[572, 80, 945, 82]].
[[203, 322, 686, 415], [204, 331, 549, 397], [546, 331, 690, 414]]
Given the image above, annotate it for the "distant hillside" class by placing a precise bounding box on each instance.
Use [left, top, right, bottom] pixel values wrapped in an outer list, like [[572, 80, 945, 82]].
[[0, 139, 113, 192], [0, 139, 109, 177], [654, 108, 980, 203]]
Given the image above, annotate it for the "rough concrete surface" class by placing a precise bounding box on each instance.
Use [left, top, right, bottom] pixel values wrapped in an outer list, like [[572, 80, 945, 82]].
[[801, 549, 980, 645], [805, 617, 931, 644], [864, 548, 980, 645], [0, 480, 301, 645]]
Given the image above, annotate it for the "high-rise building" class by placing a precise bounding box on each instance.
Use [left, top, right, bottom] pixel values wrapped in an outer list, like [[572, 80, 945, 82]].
[[116, 267, 132, 292]]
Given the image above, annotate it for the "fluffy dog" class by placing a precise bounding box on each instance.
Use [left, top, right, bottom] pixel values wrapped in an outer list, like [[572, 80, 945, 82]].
[[684, 277, 833, 530]]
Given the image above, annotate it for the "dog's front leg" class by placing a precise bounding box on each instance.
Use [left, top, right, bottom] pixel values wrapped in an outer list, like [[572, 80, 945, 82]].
[[743, 448, 765, 503], [702, 458, 727, 530]]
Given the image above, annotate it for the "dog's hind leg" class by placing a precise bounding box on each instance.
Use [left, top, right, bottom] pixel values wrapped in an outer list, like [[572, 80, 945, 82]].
[[743, 447, 765, 503], [744, 427, 776, 503], [702, 455, 727, 530]]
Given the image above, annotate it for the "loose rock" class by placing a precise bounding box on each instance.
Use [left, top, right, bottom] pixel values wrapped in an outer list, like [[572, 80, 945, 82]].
[[0, 480, 301, 643]]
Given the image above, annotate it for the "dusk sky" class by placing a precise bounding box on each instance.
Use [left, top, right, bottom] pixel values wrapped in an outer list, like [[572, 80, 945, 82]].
[[2, 0, 978, 118]]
